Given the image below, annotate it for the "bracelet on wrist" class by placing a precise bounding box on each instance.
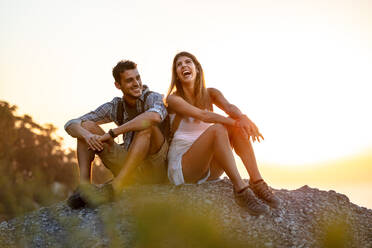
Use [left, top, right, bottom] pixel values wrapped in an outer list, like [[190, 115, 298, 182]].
[[108, 129, 117, 138]]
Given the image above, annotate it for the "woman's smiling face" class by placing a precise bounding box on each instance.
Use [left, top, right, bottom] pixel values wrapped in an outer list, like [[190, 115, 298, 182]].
[[176, 56, 198, 85]]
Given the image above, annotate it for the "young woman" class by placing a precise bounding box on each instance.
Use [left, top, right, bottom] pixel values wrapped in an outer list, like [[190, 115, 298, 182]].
[[166, 52, 280, 215]]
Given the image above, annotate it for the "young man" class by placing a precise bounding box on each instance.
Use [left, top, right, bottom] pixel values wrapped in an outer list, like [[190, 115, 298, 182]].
[[64, 60, 168, 206]]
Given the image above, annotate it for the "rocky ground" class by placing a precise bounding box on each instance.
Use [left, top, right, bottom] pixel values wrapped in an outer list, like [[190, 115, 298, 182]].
[[0, 179, 371, 248]]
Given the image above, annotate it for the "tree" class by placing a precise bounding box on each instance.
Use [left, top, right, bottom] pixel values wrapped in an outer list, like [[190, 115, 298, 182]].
[[0, 100, 78, 220]]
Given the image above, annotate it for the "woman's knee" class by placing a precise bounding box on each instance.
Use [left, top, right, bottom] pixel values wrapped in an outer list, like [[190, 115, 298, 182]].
[[212, 123, 237, 144], [211, 123, 229, 137]]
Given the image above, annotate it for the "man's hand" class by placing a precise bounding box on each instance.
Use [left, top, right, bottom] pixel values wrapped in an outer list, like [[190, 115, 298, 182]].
[[84, 133, 104, 151], [237, 115, 264, 142]]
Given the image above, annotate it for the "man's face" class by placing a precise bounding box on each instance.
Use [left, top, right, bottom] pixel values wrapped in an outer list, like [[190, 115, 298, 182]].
[[115, 68, 143, 100]]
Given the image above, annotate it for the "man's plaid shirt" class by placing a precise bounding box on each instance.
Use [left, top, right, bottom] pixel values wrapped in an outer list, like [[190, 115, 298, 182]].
[[64, 85, 167, 150]]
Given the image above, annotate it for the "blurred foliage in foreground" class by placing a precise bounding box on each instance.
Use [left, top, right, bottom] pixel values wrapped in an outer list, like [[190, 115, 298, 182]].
[[0, 100, 80, 221], [105, 199, 248, 248], [4, 189, 355, 248]]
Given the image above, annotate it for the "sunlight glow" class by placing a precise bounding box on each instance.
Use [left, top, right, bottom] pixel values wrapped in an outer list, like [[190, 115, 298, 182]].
[[1, 0, 371, 167]]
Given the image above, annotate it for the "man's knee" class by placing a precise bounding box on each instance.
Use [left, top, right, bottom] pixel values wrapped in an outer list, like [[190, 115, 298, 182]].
[[81, 120, 97, 130], [134, 127, 152, 140], [133, 126, 164, 153], [81, 121, 105, 135]]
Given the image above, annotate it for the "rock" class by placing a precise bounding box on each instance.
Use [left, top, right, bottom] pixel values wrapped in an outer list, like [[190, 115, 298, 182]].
[[0, 179, 371, 248], [264, 242, 273, 247], [274, 217, 282, 223]]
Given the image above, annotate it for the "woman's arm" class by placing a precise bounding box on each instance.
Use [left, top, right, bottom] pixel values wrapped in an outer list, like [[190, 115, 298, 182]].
[[208, 88, 264, 142], [208, 88, 244, 119], [166, 94, 236, 126]]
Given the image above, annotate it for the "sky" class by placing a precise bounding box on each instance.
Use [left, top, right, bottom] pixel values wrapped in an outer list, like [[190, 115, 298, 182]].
[[1, 0, 372, 169]]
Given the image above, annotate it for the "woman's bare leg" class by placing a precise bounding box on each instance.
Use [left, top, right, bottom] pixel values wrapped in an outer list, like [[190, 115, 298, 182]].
[[228, 126, 263, 183], [226, 126, 280, 208], [181, 124, 247, 191], [208, 158, 225, 181]]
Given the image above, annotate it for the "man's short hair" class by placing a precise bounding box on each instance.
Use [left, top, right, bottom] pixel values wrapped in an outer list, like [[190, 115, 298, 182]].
[[112, 60, 137, 83]]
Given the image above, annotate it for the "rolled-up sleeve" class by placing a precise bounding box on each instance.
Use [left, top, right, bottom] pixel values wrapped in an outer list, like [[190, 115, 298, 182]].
[[64, 101, 114, 133], [64, 118, 82, 131], [145, 93, 167, 121]]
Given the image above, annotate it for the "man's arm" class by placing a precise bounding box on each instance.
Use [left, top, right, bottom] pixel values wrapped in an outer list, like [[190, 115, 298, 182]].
[[66, 121, 105, 151], [101, 111, 161, 141], [100, 92, 166, 141], [64, 100, 115, 150], [65, 121, 91, 139]]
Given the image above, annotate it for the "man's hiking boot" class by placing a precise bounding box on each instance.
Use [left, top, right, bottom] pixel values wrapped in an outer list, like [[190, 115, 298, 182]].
[[67, 189, 87, 209], [249, 180, 280, 208], [234, 187, 269, 216], [67, 183, 114, 209]]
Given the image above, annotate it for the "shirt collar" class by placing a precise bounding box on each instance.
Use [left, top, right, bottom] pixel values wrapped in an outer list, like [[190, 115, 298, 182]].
[[139, 85, 149, 102]]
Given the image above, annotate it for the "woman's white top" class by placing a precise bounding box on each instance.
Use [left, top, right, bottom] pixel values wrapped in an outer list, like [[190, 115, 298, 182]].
[[167, 114, 212, 185]]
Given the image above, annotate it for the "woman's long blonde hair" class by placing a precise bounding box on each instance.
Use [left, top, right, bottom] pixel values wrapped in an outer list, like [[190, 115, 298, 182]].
[[166, 51, 212, 111]]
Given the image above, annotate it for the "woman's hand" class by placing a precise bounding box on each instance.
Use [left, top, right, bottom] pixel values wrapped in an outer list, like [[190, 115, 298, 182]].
[[237, 115, 264, 142], [235, 120, 249, 140]]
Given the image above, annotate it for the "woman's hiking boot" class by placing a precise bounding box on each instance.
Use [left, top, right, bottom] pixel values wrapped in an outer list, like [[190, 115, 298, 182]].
[[249, 180, 280, 208], [234, 187, 269, 216]]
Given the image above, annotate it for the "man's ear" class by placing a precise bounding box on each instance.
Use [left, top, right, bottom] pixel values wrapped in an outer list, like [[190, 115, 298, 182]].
[[114, 81, 121, 90]]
